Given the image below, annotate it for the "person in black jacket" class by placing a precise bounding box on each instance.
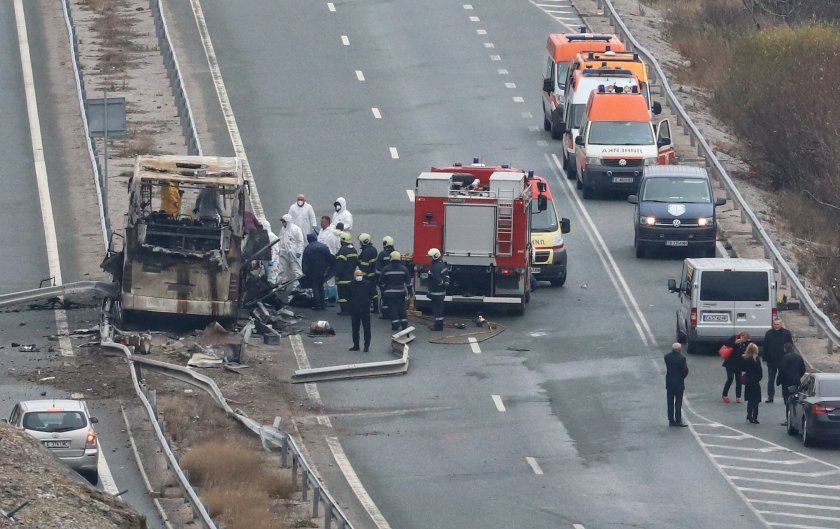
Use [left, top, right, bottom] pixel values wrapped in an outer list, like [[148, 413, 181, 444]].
[[374, 236, 396, 318], [743, 343, 763, 423], [379, 251, 411, 331], [665, 343, 689, 427], [776, 341, 806, 423], [334, 232, 358, 315], [348, 269, 374, 351], [301, 234, 334, 311], [722, 331, 751, 404], [357, 233, 379, 313], [427, 248, 450, 331], [763, 318, 792, 403]]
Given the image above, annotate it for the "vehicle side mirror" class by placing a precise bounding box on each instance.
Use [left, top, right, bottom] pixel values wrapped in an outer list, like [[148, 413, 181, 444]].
[[714, 197, 726, 206], [667, 278, 677, 293], [627, 195, 639, 204], [537, 195, 548, 212], [574, 135, 584, 146], [543, 78, 553, 93], [560, 218, 571, 234], [652, 101, 662, 115], [90, 417, 99, 424], [537, 182, 547, 193]]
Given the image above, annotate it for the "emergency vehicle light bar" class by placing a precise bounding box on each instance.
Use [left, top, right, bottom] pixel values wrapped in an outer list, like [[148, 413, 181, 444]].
[[581, 68, 634, 77], [566, 34, 614, 42]]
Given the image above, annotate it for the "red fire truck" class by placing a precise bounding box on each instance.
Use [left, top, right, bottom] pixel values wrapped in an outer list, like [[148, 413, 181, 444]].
[[412, 164, 544, 315]]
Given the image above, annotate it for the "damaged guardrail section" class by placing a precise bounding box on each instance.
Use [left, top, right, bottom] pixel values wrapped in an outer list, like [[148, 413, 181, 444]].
[[596, 0, 840, 354]]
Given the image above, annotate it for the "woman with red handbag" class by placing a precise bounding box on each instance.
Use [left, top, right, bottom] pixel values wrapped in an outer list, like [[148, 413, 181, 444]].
[[742, 343, 763, 423], [721, 331, 752, 403]]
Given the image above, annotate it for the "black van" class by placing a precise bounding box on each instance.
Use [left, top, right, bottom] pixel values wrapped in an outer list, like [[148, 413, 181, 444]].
[[628, 165, 726, 258]]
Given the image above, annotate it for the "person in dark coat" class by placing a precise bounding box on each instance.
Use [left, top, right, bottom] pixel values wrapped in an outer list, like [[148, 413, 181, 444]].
[[763, 318, 792, 403], [334, 232, 359, 315], [379, 251, 411, 331], [348, 269, 374, 351], [664, 342, 689, 427], [743, 343, 763, 423], [301, 233, 334, 311], [374, 236, 396, 318], [776, 341, 806, 423], [357, 233, 379, 313], [722, 330, 751, 403]]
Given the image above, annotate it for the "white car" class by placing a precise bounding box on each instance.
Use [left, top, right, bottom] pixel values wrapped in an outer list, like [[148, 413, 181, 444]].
[[5, 399, 100, 483]]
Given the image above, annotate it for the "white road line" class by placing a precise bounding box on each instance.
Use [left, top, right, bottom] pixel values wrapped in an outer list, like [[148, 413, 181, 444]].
[[468, 337, 481, 354], [768, 523, 838, 529], [731, 476, 840, 489], [711, 454, 809, 465], [525, 457, 544, 475], [341, 35, 349, 46], [14, 0, 73, 358], [492, 395, 506, 412], [483, 42, 495, 48], [528, 0, 576, 31], [522, 111, 533, 119], [741, 488, 840, 501], [752, 500, 840, 512], [389, 147, 399, 159], [371, 107, 382, 119], [695, 432, 751, 440], [469, 15, 480, 21], [537, 140, 548, 147], [505, 82, 516, 89], [327, 2, 336, 12], [406, 189, 415, 202], [477, 29, 487, 35], [720, 465, 839, 478], [513, 96, 524, 103], [529, 126, 541, 132], [497, 68, 509, 75], [759, 512, 840, 523], [356, 70, 365, 81], [490, 55, 502, 61], [463, 4, 473, 9], [573, 524, 586, 529], [97, 444, 120, 496], [326, 437, 392, 529], [702, 444, 786, 453]]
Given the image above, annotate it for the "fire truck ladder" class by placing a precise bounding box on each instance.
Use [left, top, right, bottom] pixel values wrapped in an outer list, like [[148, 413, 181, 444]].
[[496, 189, 514, 257]]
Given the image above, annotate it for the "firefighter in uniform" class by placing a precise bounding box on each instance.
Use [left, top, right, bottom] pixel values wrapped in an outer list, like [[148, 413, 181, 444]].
[[427, 248, 450, 331], [374, 236, 396, 319], [334, 231, 358, 315], [357, 233, 379, 313], [380, 250, 411, 331]]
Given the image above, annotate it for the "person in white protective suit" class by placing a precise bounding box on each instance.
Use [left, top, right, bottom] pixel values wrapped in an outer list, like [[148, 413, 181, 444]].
[[331, 197, 353, 231], [288, 193, 317, 236], [317, 216, 342, 255], [277, 214, 305, 286], [260, 220, 281, 286]]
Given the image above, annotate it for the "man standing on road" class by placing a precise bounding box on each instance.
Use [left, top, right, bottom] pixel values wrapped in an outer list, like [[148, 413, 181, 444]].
[[380, 250, 411, 331], [348, 269, 373, 352], [777, 341, 806, 425], [301, 233, 334, 311], [357, 233, 379, 313], [374, 236, 396, 319], [763, 318, 792, 403], [334, 231, 358, 315], [317, 216, 341, 255], [664, 343, 689, 427], [427, 248, 450, 331], [288, 194, 317, 236]]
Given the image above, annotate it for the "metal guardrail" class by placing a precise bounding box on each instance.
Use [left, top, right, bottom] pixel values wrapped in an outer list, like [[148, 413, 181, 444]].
[[0, 281, 118, 309], [595, 0, 840, 354], [149, 0, 202, 156]]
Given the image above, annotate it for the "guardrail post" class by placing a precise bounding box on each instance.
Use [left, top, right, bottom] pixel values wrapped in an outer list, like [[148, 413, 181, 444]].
[[281, 435, 289, 468], [292, 453, 298, 479], [325, 506, 332, 529], [828, 340, 834, 355], [301, 472, 308, 502], [312, 485, 321, 518]]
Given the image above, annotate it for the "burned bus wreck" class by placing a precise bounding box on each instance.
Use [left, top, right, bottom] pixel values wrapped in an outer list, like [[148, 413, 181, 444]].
[[103, 155, 247, 322]]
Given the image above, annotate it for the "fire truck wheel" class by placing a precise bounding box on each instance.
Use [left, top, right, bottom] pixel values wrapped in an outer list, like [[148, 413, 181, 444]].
[[549, 274, 566, 287]]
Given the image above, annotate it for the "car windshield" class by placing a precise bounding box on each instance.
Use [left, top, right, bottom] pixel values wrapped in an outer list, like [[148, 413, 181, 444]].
[[818, 379, 840, 398], [531, 198, 558, 232], [588, 121, 654, 146], [641, 178, 711, 203], [569, 104, 586, 129], [700, 271, 769, 302], [23, 411, 87, 433]]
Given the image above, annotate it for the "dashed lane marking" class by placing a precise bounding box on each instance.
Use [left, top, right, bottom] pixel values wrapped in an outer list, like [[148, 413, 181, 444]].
[[468, 337, 480, 354], [477, 29, 487, 35], [522, 111, 533, 119], [490, 55, 501, 61], [469, 15, 480, 21], [483, 42, 495, 48], [97, 443, 119, 496], [389, 147, 399, 159], [528, 0, 581, 31], [525, 457, 543, 475], [356, 70, 365, 81], [573, 524, 586, 529], [371, 107, 381, 119], [341, 35, 349, 46], [406, 189, 415, 202], [327, 2, 336, 12], [712, 455, 811, 465], [505, 82, 516, 88], [497, 68, 508, 75], [492, 395, 506, 412], [741, 488, 840, 501], [463, 4, 473, 9]]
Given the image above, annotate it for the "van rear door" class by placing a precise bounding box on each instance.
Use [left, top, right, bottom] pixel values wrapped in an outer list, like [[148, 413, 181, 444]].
[[732, 271, 773, 338], [699, 270, 772, 338], [698, 271, 736, 337]]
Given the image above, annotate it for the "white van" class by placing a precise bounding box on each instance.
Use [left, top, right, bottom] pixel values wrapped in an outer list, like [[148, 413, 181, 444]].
[[668, 258, 777, 354]]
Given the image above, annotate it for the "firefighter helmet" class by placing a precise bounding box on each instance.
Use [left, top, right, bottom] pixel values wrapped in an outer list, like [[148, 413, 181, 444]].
[[427, 248, 441, 260], [389, 250, 401, 261], [340, 231, 352, 243], [358, 233, 372, 245], [382, 235, 395, 247]]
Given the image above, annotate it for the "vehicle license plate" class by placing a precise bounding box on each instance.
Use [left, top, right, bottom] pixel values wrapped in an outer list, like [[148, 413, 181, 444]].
[[530, 267, 541, 274], [665, 240, 689, 247], [612, 176, 634, 184], [42, 440, 71, 448], [702, 313, 729, 323]]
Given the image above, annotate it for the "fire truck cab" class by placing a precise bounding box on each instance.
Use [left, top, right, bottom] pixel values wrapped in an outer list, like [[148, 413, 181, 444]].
[[413, 169, 537, 314]]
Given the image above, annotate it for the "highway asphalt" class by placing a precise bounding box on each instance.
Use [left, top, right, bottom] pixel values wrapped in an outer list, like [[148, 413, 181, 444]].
[[0, 3, 163, 526], [164, 0, 840, 528]]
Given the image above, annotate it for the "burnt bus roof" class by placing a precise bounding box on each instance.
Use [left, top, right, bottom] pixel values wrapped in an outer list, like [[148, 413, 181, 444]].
[[134, 155, 244, 187]]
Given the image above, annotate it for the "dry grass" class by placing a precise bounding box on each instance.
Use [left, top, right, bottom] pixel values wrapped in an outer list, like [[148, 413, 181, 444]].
[[203, 487, 284, 529], [120, 134, 156, 157]]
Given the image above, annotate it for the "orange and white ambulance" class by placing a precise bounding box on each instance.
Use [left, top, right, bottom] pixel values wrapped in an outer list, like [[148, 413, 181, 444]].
[[573, 85, 675, 199], [541, 30, 624, 140]]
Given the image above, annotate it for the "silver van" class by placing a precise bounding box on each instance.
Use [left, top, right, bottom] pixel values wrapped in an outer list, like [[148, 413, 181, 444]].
[[668, 258, 777, 354]]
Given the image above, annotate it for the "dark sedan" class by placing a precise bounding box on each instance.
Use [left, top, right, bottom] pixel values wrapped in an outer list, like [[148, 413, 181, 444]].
[[787, 373, 840, 446]]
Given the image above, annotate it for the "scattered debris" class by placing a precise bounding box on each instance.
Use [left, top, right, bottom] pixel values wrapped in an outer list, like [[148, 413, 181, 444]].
[[18, 345, 39, 352], [38, 376, 55, 382], [309, 321, 335, 336]]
